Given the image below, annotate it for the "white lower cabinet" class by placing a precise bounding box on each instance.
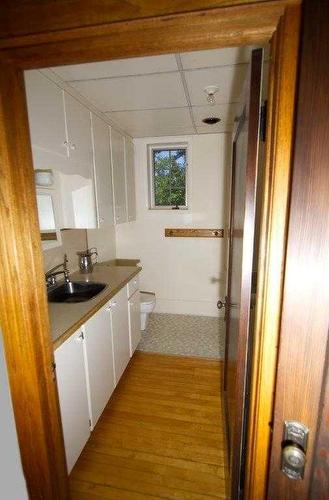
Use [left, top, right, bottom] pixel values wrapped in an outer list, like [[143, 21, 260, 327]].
[[54, 329, 90, 473], [82, 303, 115, 429], [109, 286, 130, 384], [128, 289, 141, 356], [55, 282, 137, 473]]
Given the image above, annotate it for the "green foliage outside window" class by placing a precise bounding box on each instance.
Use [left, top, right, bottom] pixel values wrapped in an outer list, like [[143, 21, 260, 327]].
[[153, 148, 187, 207]]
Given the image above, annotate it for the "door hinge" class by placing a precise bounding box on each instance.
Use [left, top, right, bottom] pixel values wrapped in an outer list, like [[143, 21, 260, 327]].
[[260, 100, 267, 142], [51, 362, 56, 381]]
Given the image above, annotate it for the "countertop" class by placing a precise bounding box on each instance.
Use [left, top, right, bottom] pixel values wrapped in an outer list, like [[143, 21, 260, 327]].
[[49, 264, 141, 349]]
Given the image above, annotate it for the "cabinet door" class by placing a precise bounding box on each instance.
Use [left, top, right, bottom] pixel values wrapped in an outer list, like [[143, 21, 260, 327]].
[[128, 290, 141, 356], [64, 93, 93, 171], [24, 70, 67, 162], [111, 128, 127, 224], [62, 93, 97, 228], [110, 287, 130, 384], [91, 114, 114, 227], [54, 330, 90, 473], [125, 139, 137, 222], [83, 303, 115, 429]]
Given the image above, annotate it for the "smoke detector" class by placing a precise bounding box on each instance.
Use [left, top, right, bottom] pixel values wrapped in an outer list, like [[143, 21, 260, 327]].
[[204, 85, 219, 105]]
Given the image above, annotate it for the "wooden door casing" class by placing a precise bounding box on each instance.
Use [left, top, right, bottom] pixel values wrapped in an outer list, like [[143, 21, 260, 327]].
[[224, 49, 263, 497]]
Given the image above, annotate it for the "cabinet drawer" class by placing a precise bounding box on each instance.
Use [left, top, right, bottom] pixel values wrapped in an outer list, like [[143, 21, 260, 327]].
[[127, 275, 139, 298]]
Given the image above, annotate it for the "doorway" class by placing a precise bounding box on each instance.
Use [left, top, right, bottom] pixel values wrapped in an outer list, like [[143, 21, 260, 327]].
[[2, 1, 300, 498]]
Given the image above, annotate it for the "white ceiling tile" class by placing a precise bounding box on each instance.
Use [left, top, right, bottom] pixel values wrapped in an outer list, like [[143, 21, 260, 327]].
[[185, 65, 248, 106], [196, 124, 234, 134], [180, 46, 253, 69], [70, 72, 187, 112], [51, 54, 177, 81], [107, 108, 194, 137], [192, 103, 241, 128], [131, 126, 196, 138]]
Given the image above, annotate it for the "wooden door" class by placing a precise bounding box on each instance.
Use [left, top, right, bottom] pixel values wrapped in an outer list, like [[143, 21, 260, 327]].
[[268, 0, 329, 497], [91, 113, 115, 227], [110, 287, 130, 384], [54, 329, 90, 473], [83, 303, 115, 430], [223, 48, 263, 497], [111, 127, 127, 224]]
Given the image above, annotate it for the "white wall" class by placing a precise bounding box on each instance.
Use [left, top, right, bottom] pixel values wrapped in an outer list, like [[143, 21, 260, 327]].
[[87, 226, 116, 263], [43, 227, 116, 274], [43, 228, 88, 272], [0, 331, 28, 499], [116, 133, 231, 317]]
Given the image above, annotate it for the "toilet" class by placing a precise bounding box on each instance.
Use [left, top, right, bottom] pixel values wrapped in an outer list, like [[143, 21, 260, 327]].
[[140, 291, 156, 331]]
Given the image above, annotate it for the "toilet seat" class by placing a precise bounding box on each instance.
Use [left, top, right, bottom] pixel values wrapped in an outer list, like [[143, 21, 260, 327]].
[[140, 292, 156, 306]]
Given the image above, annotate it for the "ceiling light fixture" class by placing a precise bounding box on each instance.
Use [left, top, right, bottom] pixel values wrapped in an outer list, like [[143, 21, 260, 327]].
[[202, 117, 221, 125], [204, 85, 219, 105]]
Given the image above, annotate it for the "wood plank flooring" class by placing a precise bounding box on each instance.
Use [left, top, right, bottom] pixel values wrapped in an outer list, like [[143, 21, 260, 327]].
[[70, 352, 229, 499]]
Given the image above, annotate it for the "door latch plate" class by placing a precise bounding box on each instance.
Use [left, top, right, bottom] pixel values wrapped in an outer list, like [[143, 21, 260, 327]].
[[281, 421, 309, 480]]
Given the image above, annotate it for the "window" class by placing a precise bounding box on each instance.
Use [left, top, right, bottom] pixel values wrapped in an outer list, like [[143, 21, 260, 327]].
[[148, 143, 188, 209]]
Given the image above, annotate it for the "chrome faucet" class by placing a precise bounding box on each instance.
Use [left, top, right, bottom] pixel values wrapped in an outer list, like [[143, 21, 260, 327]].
[[45, 254, 70, 287]]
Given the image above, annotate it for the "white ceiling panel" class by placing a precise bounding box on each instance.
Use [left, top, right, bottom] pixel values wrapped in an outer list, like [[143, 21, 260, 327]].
[[107, 107, 194, 137], [51, 54, 177, 81], [180, 46, 253, 69], [45, 45, 270, 138], [192, 103, 241, 128], [196, 124, 234, 134], [185, 64, 248, 106], [71, 72, 187, 112]]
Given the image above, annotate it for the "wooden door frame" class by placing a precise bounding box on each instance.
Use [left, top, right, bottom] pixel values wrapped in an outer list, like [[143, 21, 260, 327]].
[[0, 1, 300, 498]]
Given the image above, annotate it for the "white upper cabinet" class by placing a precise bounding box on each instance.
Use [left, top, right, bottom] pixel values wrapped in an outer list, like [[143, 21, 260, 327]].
[[25, 70, 137, 230], [91, 114, 114, 227], [110, 128, 127, 224], [63, 93, 93, 174], [24, 70, 68, 167], [125, 138, 137, 222], [83, 303, 115, 429]]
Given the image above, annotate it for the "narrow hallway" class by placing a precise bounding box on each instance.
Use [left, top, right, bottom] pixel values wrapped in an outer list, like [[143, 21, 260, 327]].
[[70, 352, 228, 499]]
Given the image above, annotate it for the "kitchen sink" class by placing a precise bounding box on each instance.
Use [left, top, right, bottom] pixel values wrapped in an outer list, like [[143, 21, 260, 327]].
[[48, 281, 107, 303]]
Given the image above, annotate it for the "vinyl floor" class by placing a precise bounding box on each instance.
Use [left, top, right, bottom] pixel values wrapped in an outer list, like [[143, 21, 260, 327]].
[[137, 313, 225, 359]]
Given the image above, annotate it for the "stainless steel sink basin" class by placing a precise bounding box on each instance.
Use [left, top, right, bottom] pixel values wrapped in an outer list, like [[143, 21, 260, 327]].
[[47, 281, 107, 303]]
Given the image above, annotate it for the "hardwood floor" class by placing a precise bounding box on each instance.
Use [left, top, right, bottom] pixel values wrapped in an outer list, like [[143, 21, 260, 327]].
[[70, 352, 229, 499]]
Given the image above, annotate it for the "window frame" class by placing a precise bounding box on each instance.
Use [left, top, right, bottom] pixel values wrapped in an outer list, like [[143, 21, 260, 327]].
[[147, 142, 189, 210]]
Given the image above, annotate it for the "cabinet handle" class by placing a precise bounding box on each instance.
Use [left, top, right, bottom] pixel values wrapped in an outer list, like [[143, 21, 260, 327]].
[[76, 332, 84, 342], [63, 140, 69, 147], [70, 143, 76, 150], [99, 217, 104, 224], [111, 301, 117, 308]]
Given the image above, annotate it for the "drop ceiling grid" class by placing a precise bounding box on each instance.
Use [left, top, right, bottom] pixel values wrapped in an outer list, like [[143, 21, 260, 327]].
[[50, 47, 254, 138]]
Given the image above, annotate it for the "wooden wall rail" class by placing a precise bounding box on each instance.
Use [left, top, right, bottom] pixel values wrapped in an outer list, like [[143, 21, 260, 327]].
[[165, 228, 224, 238]]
